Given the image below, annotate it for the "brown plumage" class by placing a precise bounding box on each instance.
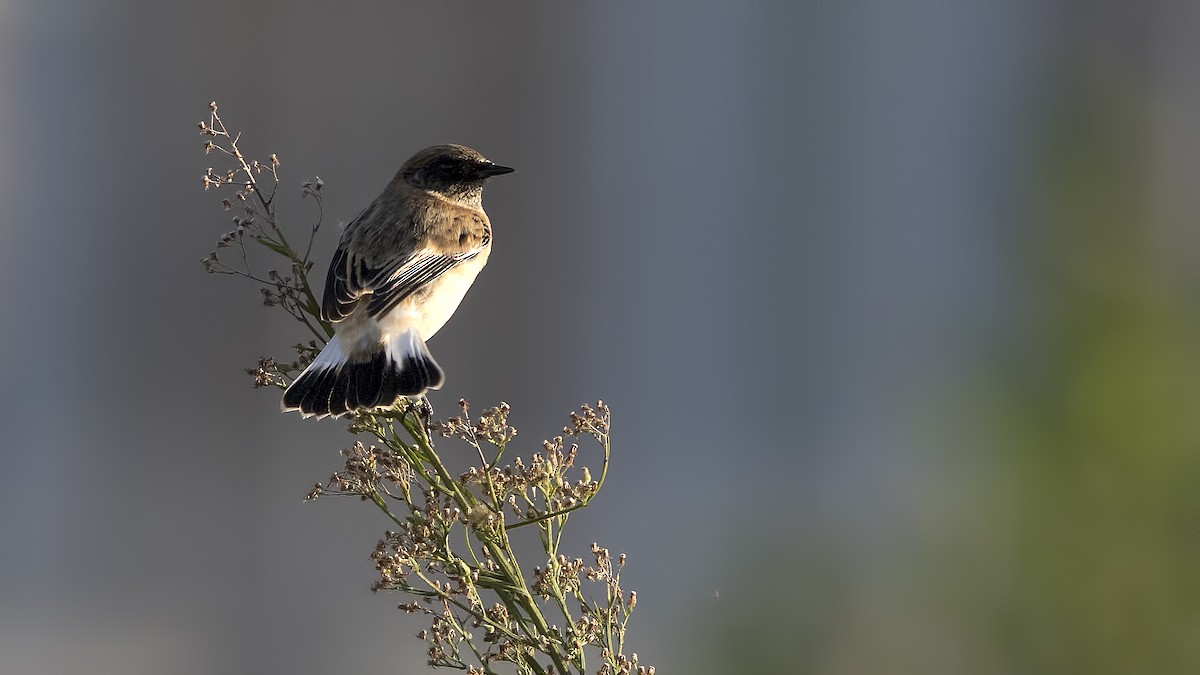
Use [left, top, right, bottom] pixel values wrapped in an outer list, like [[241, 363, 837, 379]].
[[282, 144, 513, 418]]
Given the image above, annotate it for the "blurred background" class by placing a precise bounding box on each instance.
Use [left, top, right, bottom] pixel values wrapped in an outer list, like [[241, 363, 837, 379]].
[[0, 2, 1195, 673]]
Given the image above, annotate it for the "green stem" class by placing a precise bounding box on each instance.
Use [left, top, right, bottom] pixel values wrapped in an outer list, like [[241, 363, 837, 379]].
[[507, 503, 587, 531], [399, 411, 572, 675]]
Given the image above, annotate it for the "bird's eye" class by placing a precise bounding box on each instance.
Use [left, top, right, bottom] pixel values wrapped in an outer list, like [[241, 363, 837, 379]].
[[434, 159, 460, 179]]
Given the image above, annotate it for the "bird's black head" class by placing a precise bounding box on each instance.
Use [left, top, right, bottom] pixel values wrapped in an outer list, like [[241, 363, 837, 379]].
[[399, 144, 514, 204]]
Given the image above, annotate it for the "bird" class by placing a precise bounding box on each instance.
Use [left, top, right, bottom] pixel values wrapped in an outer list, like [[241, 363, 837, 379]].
[[281, 144, 513, 418]]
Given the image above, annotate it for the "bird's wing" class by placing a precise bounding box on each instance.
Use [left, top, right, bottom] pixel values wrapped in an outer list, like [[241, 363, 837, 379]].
[[322, 215, 490, 323]]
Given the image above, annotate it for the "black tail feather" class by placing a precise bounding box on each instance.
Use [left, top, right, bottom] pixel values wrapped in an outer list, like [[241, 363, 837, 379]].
[[343, 364, 360, 412], [296, 366, 335, 415], [327, 369, 350, 417], [282, 344, 445, 418]]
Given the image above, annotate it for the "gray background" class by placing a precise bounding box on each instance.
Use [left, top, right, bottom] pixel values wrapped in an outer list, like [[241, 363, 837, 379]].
[[0, 2, 1195, 674]]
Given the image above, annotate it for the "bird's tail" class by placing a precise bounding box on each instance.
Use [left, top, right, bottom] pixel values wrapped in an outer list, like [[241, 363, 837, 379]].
[[281, 329, 445, 418]]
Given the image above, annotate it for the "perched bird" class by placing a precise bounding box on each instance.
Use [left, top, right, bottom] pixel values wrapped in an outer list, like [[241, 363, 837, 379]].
[[282, 144, 513, 418]]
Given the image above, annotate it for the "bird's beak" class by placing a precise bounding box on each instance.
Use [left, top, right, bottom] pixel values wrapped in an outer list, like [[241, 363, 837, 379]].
[[482, 163, 515, 177]]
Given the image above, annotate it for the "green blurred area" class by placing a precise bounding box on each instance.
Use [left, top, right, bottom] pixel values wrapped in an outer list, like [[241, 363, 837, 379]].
[[967, 78, 1197, 674], [704, 46, 1196, 675]]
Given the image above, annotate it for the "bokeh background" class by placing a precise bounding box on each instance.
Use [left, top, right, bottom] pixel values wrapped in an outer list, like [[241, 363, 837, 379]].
[[0, 2, 1195, 674]]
